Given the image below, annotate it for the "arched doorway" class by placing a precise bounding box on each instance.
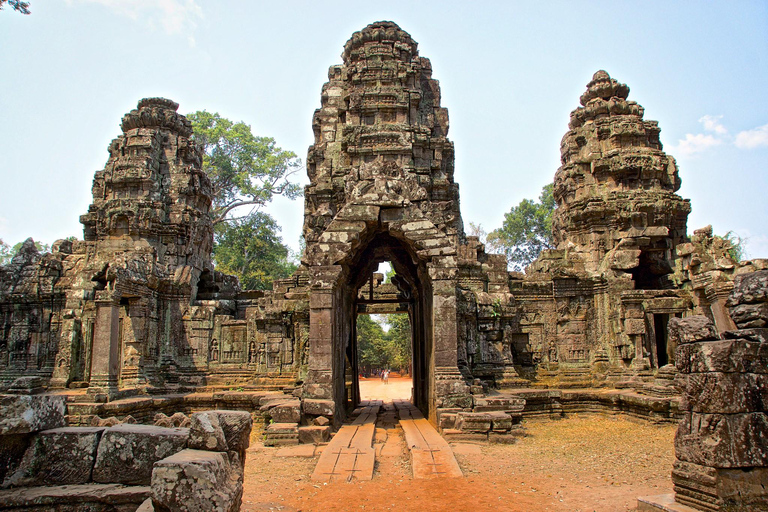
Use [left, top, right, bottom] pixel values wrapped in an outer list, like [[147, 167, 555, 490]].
[[342, 233, 433, 418]]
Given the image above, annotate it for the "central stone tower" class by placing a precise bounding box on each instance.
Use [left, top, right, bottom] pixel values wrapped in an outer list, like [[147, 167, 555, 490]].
[[301, 21, 469, 421]]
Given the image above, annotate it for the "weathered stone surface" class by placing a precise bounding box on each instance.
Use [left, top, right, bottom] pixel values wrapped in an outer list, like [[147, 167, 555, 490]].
[[313, 416, 330, 427], [679, 372, 768, 413], [668, 316, 720, 345], [268, 401, 301, 423], [0, 394, 66, 435], [729, 303, 768, 328], [151, 449, 241, 512], [2, 427, 105, 487], [0, 483, 151, 511], [188, 412, 227, 452], [298, 426, 331, 445], [676, 339, 768, 374], [302, 399, 335, 417], [92, 424, 189, 485], [675, 411, 768, 468]]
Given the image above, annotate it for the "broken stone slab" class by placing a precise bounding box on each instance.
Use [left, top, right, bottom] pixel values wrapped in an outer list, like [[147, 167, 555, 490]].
[[676, 339, 768, 374], [5, 376, 45, 395], [151, 449, 242, 512], [188, 412, 228, 452], [298, 426, 331, 445], [728, 303, 768, 328], [92, 424, 189, 486], [313, 416, 330, 427], [675, 411, 768, 468], [267, 400, 301, 423], [2, 426, 106, 487], [0, 394, 66, 435], [668, 316, 720, 345], [727, 269, 768, 306], [302, 398, 335, 417], [0, 483, 151, 511], [721, 327, 768, 343]]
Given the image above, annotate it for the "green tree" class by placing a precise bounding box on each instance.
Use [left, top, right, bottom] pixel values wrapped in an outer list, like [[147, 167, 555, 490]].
[[488, 183, 556, 271], [384, 313, 411, 373], [212, 213, 297, 290], [0, 239, 50, 265], [715, 231, 747, 262], [0, 1, 30, 14], [356, 315, 389, 371], [187, 111, 302, 225]]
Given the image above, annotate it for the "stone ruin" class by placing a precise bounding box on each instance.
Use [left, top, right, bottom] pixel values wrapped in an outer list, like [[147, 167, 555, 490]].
[[0, 20, 767, 510]]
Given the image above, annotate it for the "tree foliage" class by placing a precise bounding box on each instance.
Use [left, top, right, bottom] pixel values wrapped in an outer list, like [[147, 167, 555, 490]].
[[212, 213, 297, 291], [188, 111, 302, 226], [0, 239, 50, 266], [0, 1, 30, 14], [715, 231, 748, 262], [488, 183, 556, 271], [356, 313, 411, 374]]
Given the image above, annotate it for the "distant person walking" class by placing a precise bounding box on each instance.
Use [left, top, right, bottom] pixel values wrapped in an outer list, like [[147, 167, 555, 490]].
[[383, 369, 389, 385]]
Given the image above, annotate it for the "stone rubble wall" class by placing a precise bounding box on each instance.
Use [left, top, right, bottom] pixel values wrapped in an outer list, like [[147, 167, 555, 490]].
[[0, 404, 252, 512], [670, 270, 768, 511]]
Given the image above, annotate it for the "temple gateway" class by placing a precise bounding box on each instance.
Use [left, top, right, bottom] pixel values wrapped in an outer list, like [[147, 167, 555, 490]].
[[0, 22, 768, 510]]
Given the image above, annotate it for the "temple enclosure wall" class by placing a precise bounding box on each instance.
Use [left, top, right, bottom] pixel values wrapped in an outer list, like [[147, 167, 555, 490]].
[[1, 21, 766, 432]]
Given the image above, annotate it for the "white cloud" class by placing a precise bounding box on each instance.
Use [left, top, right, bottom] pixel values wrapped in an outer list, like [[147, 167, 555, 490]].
[[699, 114, 727, 134], [67, 0, 203, 46], [674, 133, 722, 156], [734, 124, 768, 149]]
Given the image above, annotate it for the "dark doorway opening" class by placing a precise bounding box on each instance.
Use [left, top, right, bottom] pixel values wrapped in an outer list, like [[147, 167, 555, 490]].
[[653, 313, 670, 367], [630, 250, 673, 290]]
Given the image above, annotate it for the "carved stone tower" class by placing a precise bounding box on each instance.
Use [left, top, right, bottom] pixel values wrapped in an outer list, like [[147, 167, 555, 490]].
[[552, 70, 691, 287], [301, 21, 469, 421]]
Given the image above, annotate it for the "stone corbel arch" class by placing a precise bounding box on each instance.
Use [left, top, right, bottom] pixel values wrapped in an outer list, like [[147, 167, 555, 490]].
[[303, 202, 467, 424]]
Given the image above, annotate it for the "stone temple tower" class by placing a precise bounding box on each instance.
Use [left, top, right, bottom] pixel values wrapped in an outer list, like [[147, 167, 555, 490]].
[[551, 71, 691, 288], [300, 21, 469, 421]]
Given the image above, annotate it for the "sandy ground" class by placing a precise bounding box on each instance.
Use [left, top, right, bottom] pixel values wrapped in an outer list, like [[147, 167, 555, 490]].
[[242, 379, 676, 512], [359, 376, 413, 401]]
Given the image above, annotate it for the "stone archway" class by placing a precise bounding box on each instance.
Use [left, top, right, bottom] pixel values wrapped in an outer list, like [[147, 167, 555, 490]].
[[298, 21, 470, 425]]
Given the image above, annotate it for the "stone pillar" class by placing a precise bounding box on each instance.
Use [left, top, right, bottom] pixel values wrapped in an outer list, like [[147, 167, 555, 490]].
[[706, 281, 737, 334], [304, 266, 343, 421], [87, 297, 121, 399], [668, 305, 768, 510], [430, 267, 470, 418]]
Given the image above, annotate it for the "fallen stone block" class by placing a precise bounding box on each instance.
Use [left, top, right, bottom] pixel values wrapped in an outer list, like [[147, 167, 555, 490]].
[[668, 316, 719, 345], [675, 411, 768, 468], [151, 449, 242, 512], [302, 398, 335, 417], [263, 423, 299, 447], [676, 339, 768, 374], [3, 426, 105, 487], [267, 401, 301, 423], [188, 412, 228, 452], [92, 424, 189, 485], [298, 426, 331, 445], [0, 394, 66, 436]]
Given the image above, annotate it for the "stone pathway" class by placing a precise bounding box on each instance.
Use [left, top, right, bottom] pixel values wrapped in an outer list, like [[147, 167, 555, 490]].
[[311, 399, 462, 482]]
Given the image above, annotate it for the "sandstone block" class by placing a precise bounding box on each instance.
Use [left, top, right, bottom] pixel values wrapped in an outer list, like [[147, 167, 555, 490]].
[[675, 411, 768, 468], [298, 426, 331, 445], [268, 401, 301, 423], [668, 316, 719, 345], [2, 427, 105, 487], [676, 339, 768, 374], [302, 398, 335, 417], [729, 303, 768, 328], [313, 416, 330, 427], [188, 412, 228, 452], [455, 412, 492, 432], [680, 372, 768, 413], [151, 449, 241, 512], [0, 394, 66, 436], [92, 424, 189, 485], [727, 269, 768, 306]]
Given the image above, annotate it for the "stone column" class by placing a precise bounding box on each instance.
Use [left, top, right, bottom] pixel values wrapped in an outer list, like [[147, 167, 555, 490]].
[[87, 296, 120, 399], [304, 266, 343, 422], [429, 265, 470, 419]]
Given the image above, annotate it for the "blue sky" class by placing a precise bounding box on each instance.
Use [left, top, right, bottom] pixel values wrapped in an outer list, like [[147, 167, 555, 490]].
[[1, 1, 767, 259]]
